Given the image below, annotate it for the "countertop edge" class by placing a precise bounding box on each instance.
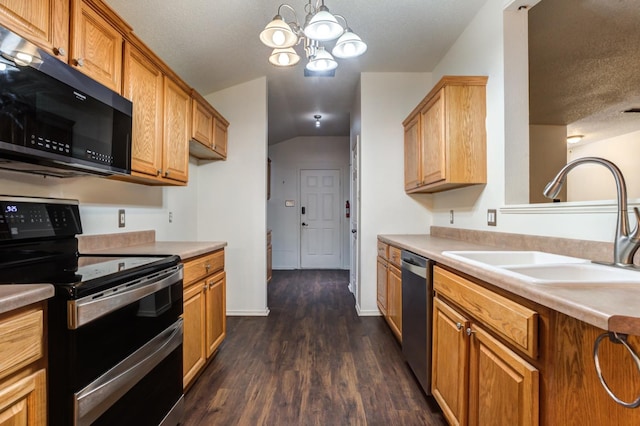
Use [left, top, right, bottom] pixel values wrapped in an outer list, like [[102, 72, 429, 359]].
[[84, 241, 228, 260], [379, 234, 637, 333], [0, 284, 54, 316]]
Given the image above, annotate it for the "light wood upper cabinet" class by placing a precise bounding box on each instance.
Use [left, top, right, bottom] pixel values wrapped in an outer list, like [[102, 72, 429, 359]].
[[189, 90, 229, 161], [403, 76, 487, 193], [162, 76, 190, 183], [122, 41, 163, 179], [70, 0, 127, 92], [0, 0, 69, 60]]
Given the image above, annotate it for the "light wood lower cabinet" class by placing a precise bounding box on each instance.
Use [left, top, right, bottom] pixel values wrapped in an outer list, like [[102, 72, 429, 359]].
[[182, 249, 226, 390], [0, 303, 47, 426], [432, 266, 539, 426], [376, 239, 402, 341]]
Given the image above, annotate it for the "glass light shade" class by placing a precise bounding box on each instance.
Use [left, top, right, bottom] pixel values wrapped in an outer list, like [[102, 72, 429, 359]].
[[332, 30, 367, 58], [260, 16, 298, 48], [269, 48, 300, 67], [303, 7, 344, 41], [305, 47, 338, 72]]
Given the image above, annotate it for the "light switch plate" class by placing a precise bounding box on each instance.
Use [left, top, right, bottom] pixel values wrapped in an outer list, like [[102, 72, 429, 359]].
[[285, 200, 295, 207], [487, 209, 497, 226]]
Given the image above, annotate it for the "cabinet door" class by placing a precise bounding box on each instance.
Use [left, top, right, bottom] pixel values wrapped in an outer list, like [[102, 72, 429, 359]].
[[421, 89, 446, 186], [468, 325, 539, 426], [206, 271, 226, 358], [0, 0, 69, 60], [387, 263, 402, 341], [162, 77, 190, 183], [70, 0, 123, 92], [213, 116, 228, 158], [0, 369, 46, 426], [404, 113, 421, 191], [122, 43, 164, 179], [182, 282, 206, 389], [192, 98, 214, 148], [432, 297, 470, 426], [376, 256, 388, 315]]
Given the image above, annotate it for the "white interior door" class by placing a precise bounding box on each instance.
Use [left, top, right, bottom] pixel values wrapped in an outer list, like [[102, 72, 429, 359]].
[[300, 169, 341, 269], [350, 136, 360, 297]]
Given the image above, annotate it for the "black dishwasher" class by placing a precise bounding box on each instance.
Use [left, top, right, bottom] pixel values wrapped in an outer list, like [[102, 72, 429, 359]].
[[401, 250, 434, 395]]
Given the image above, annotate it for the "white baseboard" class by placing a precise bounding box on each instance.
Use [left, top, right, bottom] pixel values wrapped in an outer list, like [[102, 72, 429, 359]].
[[355, 304, 382, 317], [226, 308, 270, 316]]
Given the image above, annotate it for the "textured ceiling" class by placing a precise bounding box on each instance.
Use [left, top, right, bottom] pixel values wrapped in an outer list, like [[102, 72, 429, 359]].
[[528, 0, 640, 145], [104, 0, 487, 144]]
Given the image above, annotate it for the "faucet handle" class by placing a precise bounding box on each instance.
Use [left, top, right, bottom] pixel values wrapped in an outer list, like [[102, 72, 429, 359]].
[[631, 207, 640, 239]]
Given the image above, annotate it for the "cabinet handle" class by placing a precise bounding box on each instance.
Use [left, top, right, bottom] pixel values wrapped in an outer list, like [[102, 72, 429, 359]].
[[466, 327, 475, 336], [156, 169, 162, 176], [203, 284, 208, 291], [205, 263, 211, 272], [53, 47, 66, 57], [209, 282, 214, 289], [165, 170, 171, 177], [74, 58, 84, 67], [456, 322, 463, 331]]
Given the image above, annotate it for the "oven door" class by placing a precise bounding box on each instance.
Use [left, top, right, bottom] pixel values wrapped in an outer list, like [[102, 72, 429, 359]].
[[47, 265, 184, 426]]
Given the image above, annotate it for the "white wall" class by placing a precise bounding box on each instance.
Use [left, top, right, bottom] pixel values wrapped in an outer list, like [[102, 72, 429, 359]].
[[268, 136, 351, 270], [0, 161, 199, 239], [200, 77, 269, 316], [567, 129, 640, 201], [358, 72, 434, 315]]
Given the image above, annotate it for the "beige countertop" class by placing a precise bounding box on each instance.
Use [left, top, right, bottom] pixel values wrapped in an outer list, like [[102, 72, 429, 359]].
[[379, 234, 640, 335], [86, 241, 227, 260], [0, 284, 54, 315]]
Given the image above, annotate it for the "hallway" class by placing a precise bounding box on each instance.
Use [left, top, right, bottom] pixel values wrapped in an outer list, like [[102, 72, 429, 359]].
[[183, 269, 446, 425]]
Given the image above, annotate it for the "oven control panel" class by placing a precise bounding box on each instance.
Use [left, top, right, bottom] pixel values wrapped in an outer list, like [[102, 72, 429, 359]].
[[0, 198, 82, 240]]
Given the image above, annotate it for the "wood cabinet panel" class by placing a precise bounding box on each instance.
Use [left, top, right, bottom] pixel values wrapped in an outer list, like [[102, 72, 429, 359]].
[[183, 250, 224, 285], [388, 246, 402, 268], [213, 114, 228, 158], [189, 90, 229, 160], [387, 263, 402, 342], [192, 96, 214, 148], [404, 113, 421, 191], [0, 0, 69, 59], [206, 271, 226, 357], [0, 308, 43, 381], [377, 241, 388, 259], [122, 42, 163, 179], [0, 369, 46, 426], [162, 77, 190, 183], [434, 266, 538, 359], [182, 280, 206, 389], [432, 297, 469, 426], [468, 325, 539, 426], [70, 0, 123, 92], [421, 91, 446, 185], [376, 256, 388, 316]]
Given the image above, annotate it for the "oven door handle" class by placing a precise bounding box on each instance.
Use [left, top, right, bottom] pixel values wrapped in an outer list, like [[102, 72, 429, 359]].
[[73, 318, 183, 426], [68, 264, 183, 329]]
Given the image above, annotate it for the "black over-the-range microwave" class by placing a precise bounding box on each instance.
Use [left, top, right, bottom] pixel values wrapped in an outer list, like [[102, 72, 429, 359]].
[[0, 24, 132, 177]]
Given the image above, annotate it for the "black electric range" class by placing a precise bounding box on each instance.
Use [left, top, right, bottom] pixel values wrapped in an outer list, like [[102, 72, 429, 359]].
[[0, 195, 184, 426]]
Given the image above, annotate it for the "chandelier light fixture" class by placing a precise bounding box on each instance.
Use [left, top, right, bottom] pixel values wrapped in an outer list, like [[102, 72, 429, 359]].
[[259, 1, 367, 72]]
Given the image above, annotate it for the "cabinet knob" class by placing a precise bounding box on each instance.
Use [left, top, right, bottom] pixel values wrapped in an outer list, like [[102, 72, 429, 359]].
[[165, 170, 171, 177], [53, 47, 66, 57], [203, 284, 208, 291], [157, 169, 162, 176], [466, 327, 475, 336], [74, 58, 84, 67], [456, 322, 463, 331], [205, 263, 211, 272], [209, 282, 214, 289]]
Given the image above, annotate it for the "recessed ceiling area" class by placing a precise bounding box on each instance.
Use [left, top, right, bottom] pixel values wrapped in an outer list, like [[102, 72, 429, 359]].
[[104, 0, 488, 144]]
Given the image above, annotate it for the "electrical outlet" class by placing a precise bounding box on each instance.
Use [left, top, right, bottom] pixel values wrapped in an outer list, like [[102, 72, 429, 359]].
[[118, 209, 125, 228], [487, 209, 497, 226], [449, 210, 454, 224], [169, 212, 173, 223]]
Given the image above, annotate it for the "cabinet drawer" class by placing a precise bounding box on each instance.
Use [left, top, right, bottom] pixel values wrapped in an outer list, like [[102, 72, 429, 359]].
[[377, 241, 389, 259], [0, 306, 44, 381], [433, 266, 538, 358], [388, 246, 402, 267], [184, 250, 224, 285]]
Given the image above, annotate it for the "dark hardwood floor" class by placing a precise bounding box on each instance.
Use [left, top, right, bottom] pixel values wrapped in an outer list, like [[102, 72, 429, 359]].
[[183, 269, 446, 425]]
